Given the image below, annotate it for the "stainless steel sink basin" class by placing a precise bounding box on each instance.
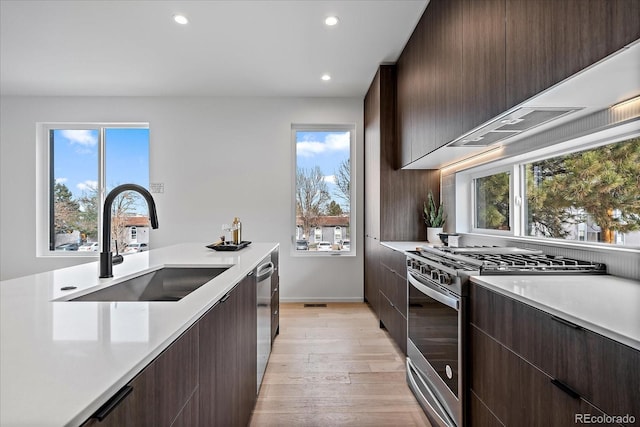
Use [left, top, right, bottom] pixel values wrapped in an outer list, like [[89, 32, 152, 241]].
[[71, 267, 229, 302]]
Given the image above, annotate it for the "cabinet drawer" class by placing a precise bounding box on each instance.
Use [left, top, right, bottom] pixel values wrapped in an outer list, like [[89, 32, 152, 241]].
[[380, 246, 407, 279], [379, 263, 398, 306], [83, 325, 199, 426], [470, 325, 608, 427], [379, 291, 407, 355], [471, 283, 640, 423]]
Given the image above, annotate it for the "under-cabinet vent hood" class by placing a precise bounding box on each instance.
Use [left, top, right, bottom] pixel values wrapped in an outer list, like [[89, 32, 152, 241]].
[[449, 107, 580, 147]]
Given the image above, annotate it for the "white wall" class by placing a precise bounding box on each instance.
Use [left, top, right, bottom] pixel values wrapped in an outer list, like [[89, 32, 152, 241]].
[[0, 96, 364, 301]]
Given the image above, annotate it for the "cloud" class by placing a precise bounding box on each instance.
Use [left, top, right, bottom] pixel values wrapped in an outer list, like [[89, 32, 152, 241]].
[[77, 180, 98, 192], [323, 175, 336, 184], [55, 177, 68, 184], [297, 132, 349, 157], [61, 130, 97, 147]]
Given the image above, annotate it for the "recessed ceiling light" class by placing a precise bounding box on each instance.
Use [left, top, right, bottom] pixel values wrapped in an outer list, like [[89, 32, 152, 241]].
[[325, 16, 339, 26], [173, 14, 189, 25], [321, 74, 331, 81]]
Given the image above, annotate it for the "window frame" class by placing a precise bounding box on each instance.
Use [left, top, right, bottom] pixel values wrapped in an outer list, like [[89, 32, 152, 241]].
[[36, 122, 149, 257], [456, 124, 640, 251], [291, 123, 356, 257]]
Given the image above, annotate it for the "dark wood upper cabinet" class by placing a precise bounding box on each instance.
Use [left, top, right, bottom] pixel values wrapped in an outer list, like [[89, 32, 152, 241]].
[[397, 0, 464, 163], [462, 0, 506, 133], [505, 0, 640, 109], [432, 0, 464, 149], [396, 0, 639, 167]]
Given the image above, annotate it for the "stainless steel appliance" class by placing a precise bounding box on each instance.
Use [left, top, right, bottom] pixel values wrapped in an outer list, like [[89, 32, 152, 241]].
[[256, 258, 275, 393], [406, 249, 477, 427], [405, 246, 606, 427]]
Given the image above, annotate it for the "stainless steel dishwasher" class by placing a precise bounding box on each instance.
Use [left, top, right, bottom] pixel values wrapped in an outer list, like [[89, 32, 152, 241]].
[[256, 257, 274, 393]]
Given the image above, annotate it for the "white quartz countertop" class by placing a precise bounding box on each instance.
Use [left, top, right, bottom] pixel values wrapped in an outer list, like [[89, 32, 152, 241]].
[[380, 241, 435, 252], [471, 275, 640, 351], [0, 242, 278, 427]]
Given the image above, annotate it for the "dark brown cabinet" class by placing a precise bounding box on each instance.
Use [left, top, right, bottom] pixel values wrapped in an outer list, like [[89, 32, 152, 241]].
[[505, 0, 640, 109], [396, 0, 464, 165], [396, 0, 640, 167], [83, 255, 270, 427], [378, 245, 408, 355], [462, 0, 506, 133], [470, 282, 640, 426], [271, 249, 280, 344], [364, 65, 438, 339], [83, 324, 199, 427], [199, 272, 257, 427]]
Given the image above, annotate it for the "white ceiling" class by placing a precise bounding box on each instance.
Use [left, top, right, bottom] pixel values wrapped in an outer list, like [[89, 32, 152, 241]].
[[0, 0, 427, 97]]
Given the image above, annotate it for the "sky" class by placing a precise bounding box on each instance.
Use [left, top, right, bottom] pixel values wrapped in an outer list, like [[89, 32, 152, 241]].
[[53, 128, 149, 213], [296, 130, 350, 211]]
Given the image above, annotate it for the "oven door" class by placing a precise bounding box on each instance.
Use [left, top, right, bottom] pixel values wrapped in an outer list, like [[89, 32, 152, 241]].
[[407, 271, 462, 427]]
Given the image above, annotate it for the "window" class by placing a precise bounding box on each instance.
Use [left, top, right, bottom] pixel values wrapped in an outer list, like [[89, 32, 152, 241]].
[[524, 138, 640, 245], [292, 124, 355, 254], [462, 134, 640, 248], [40, 124, 150, 255], [474, 171, 510, 231]]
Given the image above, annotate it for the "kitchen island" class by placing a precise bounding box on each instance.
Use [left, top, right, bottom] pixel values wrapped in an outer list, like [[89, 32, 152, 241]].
[[0, 242, 278, 427]]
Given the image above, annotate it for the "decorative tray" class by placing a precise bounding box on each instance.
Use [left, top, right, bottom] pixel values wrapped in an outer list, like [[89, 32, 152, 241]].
[[206, 241, 251, 251]]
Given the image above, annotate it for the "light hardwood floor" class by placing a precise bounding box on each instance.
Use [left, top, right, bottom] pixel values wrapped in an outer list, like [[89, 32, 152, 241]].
[[249, 303, 431, 427]]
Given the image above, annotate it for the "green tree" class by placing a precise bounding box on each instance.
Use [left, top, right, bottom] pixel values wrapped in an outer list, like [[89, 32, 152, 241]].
[[77, 186, 99, 242], [296, 166, 330, 240], [528, 138, 640, 243], [476, 172, 510, 230], [334, 158, 350, 211], [53, 182, 80, 234], [326, 200, 343, 216]]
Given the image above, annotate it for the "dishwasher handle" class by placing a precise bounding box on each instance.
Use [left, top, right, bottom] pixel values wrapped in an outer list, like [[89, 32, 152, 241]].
[[256, 262, 274, 282]]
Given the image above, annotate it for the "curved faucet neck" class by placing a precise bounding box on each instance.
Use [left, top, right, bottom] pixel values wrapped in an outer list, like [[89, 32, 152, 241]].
[[99, 184, 159, 278]]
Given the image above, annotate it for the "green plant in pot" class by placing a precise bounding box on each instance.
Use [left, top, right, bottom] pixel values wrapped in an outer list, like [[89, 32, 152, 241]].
[[423, 190, 445, 244]]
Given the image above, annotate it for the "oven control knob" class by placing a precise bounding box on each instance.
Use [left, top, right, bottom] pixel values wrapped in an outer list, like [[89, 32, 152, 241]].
[[420, 265, 430, 275], [446, 365, 453, 379], [431, 271, 440, 281], [439, 274, 451, 285]]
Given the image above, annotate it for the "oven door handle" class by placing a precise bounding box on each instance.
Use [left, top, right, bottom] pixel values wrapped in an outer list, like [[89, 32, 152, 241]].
[[408, 273, 459, 311]]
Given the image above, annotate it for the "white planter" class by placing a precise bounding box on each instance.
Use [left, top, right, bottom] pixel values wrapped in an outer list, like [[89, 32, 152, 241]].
[[427, 227, 443, 244]]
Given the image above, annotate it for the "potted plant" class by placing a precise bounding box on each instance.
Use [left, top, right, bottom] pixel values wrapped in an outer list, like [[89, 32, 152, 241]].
[[423, 190, 445, 244]]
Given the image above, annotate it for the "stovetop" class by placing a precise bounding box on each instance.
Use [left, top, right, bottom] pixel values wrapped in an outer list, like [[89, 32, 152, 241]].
[[411, 246, 607, 275]]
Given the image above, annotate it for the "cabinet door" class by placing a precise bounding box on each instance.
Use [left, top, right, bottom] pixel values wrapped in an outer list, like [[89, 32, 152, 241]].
[[364, 237, 380, 314], [432, 0, 464, 149], [364, 70, 381, 239], [462, 0, 506, 133], [83, 325, 199, 427], [236, 273, 257, 426], [199, 286, 239, 426], [270, 249, 280, 342], [506, 0, 640, 109]]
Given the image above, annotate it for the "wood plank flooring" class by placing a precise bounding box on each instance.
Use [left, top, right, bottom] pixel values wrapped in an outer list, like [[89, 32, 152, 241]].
[[249, 303, 431, 427]]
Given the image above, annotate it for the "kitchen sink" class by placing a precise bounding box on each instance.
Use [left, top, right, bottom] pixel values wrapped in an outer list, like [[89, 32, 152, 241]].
[[71, 267, 229, 302]]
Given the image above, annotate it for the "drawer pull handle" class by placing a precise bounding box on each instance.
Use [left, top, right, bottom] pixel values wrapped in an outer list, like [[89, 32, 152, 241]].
[[93, 385, 133, 421], [220, 293, 231, 303], [551, 315, 581, 329], [551, 379, 580, 399]]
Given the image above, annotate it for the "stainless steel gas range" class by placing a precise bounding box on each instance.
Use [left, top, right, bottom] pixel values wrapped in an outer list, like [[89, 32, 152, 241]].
[[405, 246, 606, 427]]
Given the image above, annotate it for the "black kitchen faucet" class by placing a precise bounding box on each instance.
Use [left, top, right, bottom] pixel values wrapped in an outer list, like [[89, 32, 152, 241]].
[[99, 184, 159, 278]]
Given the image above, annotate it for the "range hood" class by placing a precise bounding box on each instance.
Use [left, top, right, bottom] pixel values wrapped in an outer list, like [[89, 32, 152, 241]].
[[449, 107, 581, 147], [403, 40, 640, 170]]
